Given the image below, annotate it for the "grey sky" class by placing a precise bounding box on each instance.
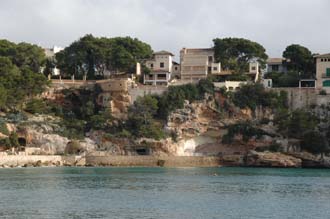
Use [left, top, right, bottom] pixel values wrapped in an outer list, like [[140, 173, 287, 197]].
[[0, 0, 329, 60]]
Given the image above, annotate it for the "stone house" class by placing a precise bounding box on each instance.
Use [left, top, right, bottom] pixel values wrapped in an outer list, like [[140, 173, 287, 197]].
[[315, 53, 330, 90]]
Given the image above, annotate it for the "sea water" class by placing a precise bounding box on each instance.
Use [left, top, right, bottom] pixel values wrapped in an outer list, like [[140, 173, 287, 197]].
[[0, 167, 329, 219]]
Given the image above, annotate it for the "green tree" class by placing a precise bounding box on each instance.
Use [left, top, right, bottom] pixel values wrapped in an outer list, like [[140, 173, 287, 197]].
[[0, 39, 46, 72], [232, 83, 287, 110], [56, 34, 153, 79], [283, 44, 314, 76], [265, 71, 300, 87], [213, 37, 268, 73], [301, 131, 329, 155]]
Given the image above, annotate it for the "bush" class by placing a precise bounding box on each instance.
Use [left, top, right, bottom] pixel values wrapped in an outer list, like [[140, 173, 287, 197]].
[[265, 71, 300, 87], [222, 122, 268, 144], [0, 121, 9, 135], [319, 90, 327, 95], [232, 83, 288, 110], [65, 140, 84, 155], [25, 99, 48, 114], [301, 131, 330, 155]]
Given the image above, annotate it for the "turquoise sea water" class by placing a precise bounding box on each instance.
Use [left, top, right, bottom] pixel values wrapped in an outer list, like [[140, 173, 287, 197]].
[[0, 167, 330, 219]]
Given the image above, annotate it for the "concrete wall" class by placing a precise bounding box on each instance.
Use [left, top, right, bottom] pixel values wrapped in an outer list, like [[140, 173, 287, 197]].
[[86, 155, 221, 167], [128, 86, 168, 102], [180, 48, 214, 80], [270, 88, 330, 109]]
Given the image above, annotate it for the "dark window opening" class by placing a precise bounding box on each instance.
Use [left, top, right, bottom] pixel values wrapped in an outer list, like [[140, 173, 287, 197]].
[[136, 148, 150, 155], [18, 138, 26, 146], [208, 56, 213, 62], [272, 65, 279, 72], [160, 62, 164, 68]]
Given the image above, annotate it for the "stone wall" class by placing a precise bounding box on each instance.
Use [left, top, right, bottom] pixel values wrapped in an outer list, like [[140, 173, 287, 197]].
[[128, 85, 168, 102], [0, 155, 81, 167], [85, 155, 221, 167], [270, 88, 330, 109]]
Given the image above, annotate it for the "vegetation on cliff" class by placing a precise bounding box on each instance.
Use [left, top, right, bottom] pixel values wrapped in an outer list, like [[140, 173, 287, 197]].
[[55, 34, 153, 79], [0, 40, 49, 111], [231, 83, 288, 110]]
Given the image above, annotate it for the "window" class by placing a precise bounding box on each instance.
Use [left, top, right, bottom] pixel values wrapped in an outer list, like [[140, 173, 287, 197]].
[[326, 68, 330, 76], [174, 67, 178, 70], [213, 67, 218, 71], [208, 66, 212, 73], [150, 63, 154, 68], [160, 62, 164, 68], [323, 80, 330, 87], [272, 65, 279, 72], [321, 59, 324, 62], [208, 56, 213, 62], [251, 66, 256, 71]]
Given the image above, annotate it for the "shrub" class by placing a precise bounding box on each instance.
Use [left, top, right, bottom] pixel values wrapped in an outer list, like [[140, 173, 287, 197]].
[[319, 90, 327, 95], [65, 140, 84, 155], [0, 121, 9, 135], [9, 132, 19, 148], [231, 83, 288, 110], [301, 131, 330, 155], [222, 122, 268, 144], [25, 99, 48, 114]]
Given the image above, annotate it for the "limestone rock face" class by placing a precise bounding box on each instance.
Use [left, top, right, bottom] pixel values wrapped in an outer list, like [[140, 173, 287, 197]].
[[245, 151, 302, 167], [15, 115, 98, 155], [288, 152, 330, 168]]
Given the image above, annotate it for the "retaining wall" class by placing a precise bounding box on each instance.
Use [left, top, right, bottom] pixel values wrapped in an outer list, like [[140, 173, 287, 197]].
[[85, 155, 221, 167]]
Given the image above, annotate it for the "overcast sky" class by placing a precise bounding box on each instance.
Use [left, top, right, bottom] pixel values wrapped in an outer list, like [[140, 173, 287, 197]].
[[0, 0, 329, 60]]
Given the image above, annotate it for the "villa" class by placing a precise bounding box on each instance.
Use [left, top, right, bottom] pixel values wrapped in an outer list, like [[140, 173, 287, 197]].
[[144, 50, 179, 86], [315, 53, 330, 90]]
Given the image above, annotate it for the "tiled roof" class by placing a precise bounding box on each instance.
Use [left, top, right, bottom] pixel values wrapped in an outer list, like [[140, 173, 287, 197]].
[[314, 53, 330, 58], [267, 58, 284, 64], [153, 50, 174, 56]]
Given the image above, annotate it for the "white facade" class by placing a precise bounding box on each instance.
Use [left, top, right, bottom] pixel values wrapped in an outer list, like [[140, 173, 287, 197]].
[[214, 81, 248, 91], [144, 51, 175, 85], [144, 71, 171, 86], [146, 51, 174, 73], [44, 46, 64, 76]]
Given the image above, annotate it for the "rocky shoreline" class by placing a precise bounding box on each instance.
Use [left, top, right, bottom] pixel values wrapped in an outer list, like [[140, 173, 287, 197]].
[[0, 151, 329, 169]]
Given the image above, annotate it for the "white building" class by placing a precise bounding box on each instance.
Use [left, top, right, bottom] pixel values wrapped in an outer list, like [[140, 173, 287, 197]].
[[180, 48, 221, 80], [144, 50, 177, 86], [44, 46, 64, 76]]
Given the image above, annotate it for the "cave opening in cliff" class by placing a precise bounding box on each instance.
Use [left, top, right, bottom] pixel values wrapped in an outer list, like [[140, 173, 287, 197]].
[[135, 147, 151, 155], [18, 138, 26, 146]]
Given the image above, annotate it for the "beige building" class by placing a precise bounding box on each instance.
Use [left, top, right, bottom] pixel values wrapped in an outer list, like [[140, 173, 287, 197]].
[[144, 50, 178, 85], [180, 48, 221, 80], [315, 53, 330, 90]]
